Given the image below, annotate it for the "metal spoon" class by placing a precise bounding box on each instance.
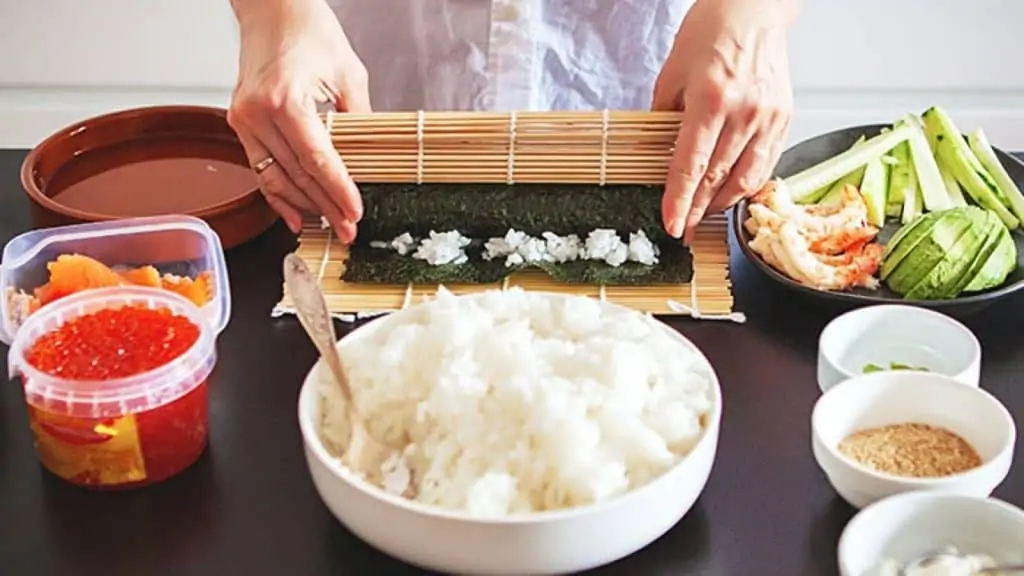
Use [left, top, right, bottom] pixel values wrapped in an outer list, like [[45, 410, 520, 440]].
[[901, 545, 1024, 574], [283, 253, 392, 477]]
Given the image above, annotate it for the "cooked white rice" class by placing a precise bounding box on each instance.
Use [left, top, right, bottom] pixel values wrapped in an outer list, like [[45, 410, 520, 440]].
[[317, 287, 713, 517], [370, 228, 660, 267]]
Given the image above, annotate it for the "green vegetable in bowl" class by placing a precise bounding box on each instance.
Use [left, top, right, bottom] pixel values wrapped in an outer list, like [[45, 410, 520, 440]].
[[967, 128, 1024, 224], [859, 151, 891, 227], [921, 107, 1020, 229], [784, 124, 914, 203], [797, 136, 867, 205], [898, 113, 951, 214], [792, 106, 1020, 229], [862, 362, 930, 374]]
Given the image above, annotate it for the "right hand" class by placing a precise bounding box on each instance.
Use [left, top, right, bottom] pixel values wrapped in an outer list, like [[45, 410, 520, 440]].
[[228, 0, 370, 241]]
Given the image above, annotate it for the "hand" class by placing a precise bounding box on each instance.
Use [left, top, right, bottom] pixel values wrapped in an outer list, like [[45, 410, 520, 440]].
[[227, 0, 370, 241], [653, 0, 796, 245]]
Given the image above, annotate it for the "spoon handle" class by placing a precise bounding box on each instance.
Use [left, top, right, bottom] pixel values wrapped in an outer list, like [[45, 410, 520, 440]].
[[282, 253, 355, 404], [980, 566, 1024, 574]]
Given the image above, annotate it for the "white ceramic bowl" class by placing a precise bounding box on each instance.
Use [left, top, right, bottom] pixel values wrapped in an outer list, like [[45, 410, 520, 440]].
[[296, 293, 723, 575], [838, 492, 1024, 576], [817, 304, 981, 393], [811, 371, 1015, 510]]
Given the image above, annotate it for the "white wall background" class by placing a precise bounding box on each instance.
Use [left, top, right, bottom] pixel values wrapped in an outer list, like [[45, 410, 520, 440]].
[[1, 0, 1023, 150]]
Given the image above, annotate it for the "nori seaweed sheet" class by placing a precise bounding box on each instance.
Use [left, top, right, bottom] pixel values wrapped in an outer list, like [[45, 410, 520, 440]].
[[344, 183, 694, 286], [344, 240, 693, 286], [356, 183, 669, 242]]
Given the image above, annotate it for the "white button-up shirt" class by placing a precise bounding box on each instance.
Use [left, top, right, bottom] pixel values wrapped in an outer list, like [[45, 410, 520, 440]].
[[328, 0, 692, 112]]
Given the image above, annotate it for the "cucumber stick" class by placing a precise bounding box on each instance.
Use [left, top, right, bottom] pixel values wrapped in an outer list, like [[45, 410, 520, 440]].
[[860, 155, 889, 227], [896, 139, 922, 224], [794, 135, 868, 204], [924, 114, 969, 208], [784, 124, 913, 202], [816, 166, 867, 207], [938, 161, 968, 207], [797, 182, 835, 205], [921, 106, 1019, 229], [902, 176, 922, 224], [900, 114, 951, 212], [886, 143, 912, 218], [967, 128, 1024, 223]]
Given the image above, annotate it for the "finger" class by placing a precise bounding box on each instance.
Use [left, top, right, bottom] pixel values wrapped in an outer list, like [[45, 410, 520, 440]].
[[233, 128, 306, 233], [335, 220, 358, 243], [240, 129, 319, 215], [707, 130, 776, 215], [682, 117, 760, 245], [249, 115, 355, 241], [274, 97, 363, 223], [265, 192, 306, 235], [662, 106, 726, 241]]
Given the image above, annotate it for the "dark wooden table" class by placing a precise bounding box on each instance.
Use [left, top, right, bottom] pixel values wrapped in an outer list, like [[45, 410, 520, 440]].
[[0, 149, 1021, 576]]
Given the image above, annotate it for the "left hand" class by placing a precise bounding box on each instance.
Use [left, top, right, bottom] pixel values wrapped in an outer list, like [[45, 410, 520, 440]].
[[653, 0, 796, 245]]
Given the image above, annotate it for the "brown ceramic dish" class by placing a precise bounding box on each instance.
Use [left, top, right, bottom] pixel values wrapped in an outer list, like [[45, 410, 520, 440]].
[[20, 105, 279, 250]]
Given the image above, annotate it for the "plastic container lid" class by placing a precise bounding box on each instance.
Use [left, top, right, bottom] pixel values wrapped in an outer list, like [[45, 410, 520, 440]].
[[8, 286, 217, 416], [0, 214, 231, 345]]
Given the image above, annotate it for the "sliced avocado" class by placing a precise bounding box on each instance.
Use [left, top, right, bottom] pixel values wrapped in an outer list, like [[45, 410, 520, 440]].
[[885, 210, 975, 295], [880, 212, 941, 280], [881, 210, 963, 282], [904, 206, 991, 300], [883, 212, 930, 259], [964, 226, 1018, 293], [942, 211, 1006, 297]]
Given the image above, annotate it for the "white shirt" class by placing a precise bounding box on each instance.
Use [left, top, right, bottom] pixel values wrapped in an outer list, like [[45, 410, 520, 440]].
[[327, 0, 692, 112]]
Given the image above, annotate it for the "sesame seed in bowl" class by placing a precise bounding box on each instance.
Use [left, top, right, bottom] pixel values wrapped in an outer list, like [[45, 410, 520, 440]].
[[837, 422, 982, 479], [811, 370, 1016, 510]]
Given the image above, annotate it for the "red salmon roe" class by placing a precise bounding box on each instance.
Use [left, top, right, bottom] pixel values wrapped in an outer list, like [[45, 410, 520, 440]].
[[21, 304, 210, 489], [25, 306, 200, 379]]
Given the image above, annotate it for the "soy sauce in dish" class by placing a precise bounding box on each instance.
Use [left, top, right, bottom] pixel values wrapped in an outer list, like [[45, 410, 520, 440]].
[[42, 136, 256, 217]]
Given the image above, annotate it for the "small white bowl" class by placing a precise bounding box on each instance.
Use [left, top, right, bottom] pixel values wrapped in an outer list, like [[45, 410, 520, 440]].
[[297, 293, 723, 575], [817, 304, 981, 393], [811, 371, 1015, 510], [838, 492, 1024, 576]]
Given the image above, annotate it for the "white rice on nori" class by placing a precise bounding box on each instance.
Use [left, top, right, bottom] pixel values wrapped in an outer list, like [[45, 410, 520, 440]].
[[372, 228, 661, 268], [369, 232, 417, 255], [412, 230, 472, 265], [317, 287, 713, 517]]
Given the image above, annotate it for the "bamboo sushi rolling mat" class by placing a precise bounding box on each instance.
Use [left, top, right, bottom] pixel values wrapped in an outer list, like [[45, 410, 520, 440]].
[[272, 110, 743, 323]]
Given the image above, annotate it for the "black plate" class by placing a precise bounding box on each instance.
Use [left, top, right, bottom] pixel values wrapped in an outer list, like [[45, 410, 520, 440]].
[[731, 123, 1024, 313]]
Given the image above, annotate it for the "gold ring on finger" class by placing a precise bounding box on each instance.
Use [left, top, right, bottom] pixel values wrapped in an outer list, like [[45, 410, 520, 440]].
[[252, 156, 276, 175]]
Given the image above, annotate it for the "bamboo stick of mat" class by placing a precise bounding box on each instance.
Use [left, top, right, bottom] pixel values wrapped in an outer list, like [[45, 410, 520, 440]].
[[321, 110, 684, 184]]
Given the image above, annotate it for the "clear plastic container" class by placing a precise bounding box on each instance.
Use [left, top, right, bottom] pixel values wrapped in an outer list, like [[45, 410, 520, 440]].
[[7, 287, 217, 489], [0, 215, 231, 345]]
